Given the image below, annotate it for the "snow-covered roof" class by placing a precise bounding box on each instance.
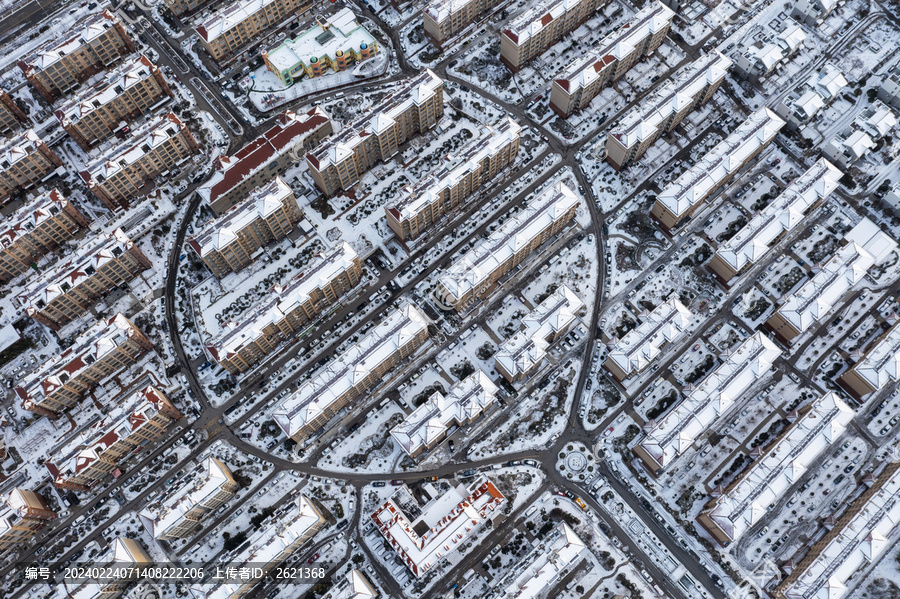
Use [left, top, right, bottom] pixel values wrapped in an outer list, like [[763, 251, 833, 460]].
[[424, 0, 478, 23], [715, 159, 842, 272], [607, 295, 692, 377], [45, 385, 175, 487], [307, 70, 442, 171], [737, 20, 805, 75], [80, 112, 187, 185], [494, 285, 584, 379], [777, 63, 847, 124], [0, 188, 72, 250], [19, 10, 123, 73], [439, 182, 579, 304], [207, 242, 359, 363], [15, 314, 144, 410], [610, 51, 732, 149], [503, 523, 586, 599], [656, 108, 785, 218], [54, 56, 160, 127], [371, 477, 505, 577], [322, 570, 378, 599], [826, 100, 897, 165], [779, 463, 900, 599], [199, 108, 330, 208], [391, 369, 498, 456], [777, 20, 806, 53], [264, 9, 376, 73], [197, 0, 284, 42], [554, 2, 674, 94], [272, 303, 429, 438], [386, 117, 521, 222], [703, 392, 853, 543], [502, 0, 595, 46], [0, 129, 46, 170], [189, 176, 294, 257], [637, 332, 781, 472], [844, 217, 898, 265], [849, 323, 900, 393], [17, 228, 142, 315]]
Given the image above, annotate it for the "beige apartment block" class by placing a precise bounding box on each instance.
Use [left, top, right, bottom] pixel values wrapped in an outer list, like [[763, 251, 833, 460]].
[[207, 243, 362, 375], [837, 321, 900, 401], [189, 176, 302, 278], [164, 0, 216, 16], [80, 112, 200, 210], [385, 117, 521, 242], [423, 0, 506, 47], [0, 189, 90, 283], [499, 0, 603, 72], [0, 129, 63, 203], [604, 51, 731, 169], [196, 0, 313, 63], [45, 385, 181, 491], [306, 70, 444, 196], [18, 229, 152, 330], [0, 489, 57, 550], [15, 314, 153, 417], [549, 2, 673, 118], [18, 10, 136, 102], [55, 55, 174, 150], [0, 88, 28, 134], [199, 108, 332, 214]]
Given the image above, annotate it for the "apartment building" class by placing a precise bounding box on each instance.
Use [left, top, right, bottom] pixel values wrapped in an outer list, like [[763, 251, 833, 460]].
[[0, 489, 56, 550], [499, 0, 603, 72], [709, 158, 843, 284], [196, 0, 314, 63], [45, 385, 181, 491], [604, 51, 732, 169], [385, 117, 521, 242], [773, 462, 900, 599], [306, 70, 444, 196], [164, 0, 216, 16], [791, 0, 836, 25], [650, 108, 785, 231], [391, 369, 498, 458], [500, 523, 586, 599], [423, 0, 505, 47], [18, 228, 152, 330], [141, 457, 238, 540], [207, 242, 362, 375], [697, 392, 853, 546], [733, 20, 805, 82], [18, 10, 136, 102], [437, 182, 578, 311], [55, 55, 174, 150], [320, 571, 377, 599], [15, 314, 153, 417], [263, 9, 377, 85], [61, 538, 152, 599], [202, 495, 324, 599], [199, 108, 332, 214], [272, 303, 429, 442], [775, 63, 847, 129], [877, 64, 900, 110], [549, 2, 674, 118], [838, 322, 900, 400], [765, 219, 897, 344], [81, 112, 200, 210], [494, 285, 584, 383], [371, 477, 505, 577], [0, 189, 90, 283], [0, 88, 28, 134], [823, 100, 897, 169], [634, 332, 781, 475], [189, 176, 303, 278], [604, 295, 692, 382], [0, 129, 63, 203]]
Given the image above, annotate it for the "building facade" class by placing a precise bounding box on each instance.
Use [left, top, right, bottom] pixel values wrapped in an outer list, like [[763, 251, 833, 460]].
[[385, 117, 521, 242], [790, 0, 836, 25], [207, 242, 362, 374], [15, 314, 154, 417], [19, 228, 152, 330], [732, 20, 805, 82], [604, 51, 731, 169], [18, 10, 136, 102], [272, 303, 429, 442], [46, 385, 181, 491], [0, 129, 63, 203], [437, 182, 578, 311], [423, 0, 505, 47], [189, 177, 303, 278], [0, 189, 90, 283], [55, 55, 174, 150], [0, 489, 56, 550], [0, 88, 28, 134], [838, 321, 900, 400], [878, 64, 900, 111], [199, 108, 332, 214], [499, 0, 603, 72], [306, 70, 444, 196], [549, 2, 674, 118], [164, 0, 216, 16], [81, 112, 200, 210], [196, 0, 314, 63]]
